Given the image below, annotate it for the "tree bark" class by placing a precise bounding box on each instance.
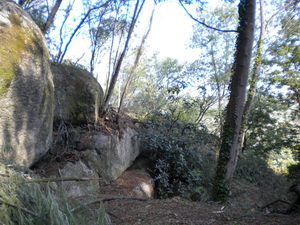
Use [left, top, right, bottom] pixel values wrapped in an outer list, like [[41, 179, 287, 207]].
[[41, 0, 63, 34], [118, 3, 156, 113], [212, 0, 255, 202], [100, 0, 146, 116], [239, 0, 295, 155]]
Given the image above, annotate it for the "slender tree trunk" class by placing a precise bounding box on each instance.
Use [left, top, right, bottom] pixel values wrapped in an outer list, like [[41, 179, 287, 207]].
[[41, 0, 62, 34], [210, 43, 224, 134], [212, 0, 255, 202], [100, 0, 146, 116], [118, 3, 156, 113]]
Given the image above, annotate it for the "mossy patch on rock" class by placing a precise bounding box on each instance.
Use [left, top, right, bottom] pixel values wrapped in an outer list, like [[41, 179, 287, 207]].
[[0, 13, 43, 97]]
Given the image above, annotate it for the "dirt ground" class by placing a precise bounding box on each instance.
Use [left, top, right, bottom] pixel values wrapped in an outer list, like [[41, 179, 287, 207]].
[[102, 198, 299, 225], [91, 169, 300, 225]]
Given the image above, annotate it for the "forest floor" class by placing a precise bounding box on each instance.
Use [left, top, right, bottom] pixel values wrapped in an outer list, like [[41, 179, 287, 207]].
[[78, 169, 300, 225], [71, 108, 300, 225]]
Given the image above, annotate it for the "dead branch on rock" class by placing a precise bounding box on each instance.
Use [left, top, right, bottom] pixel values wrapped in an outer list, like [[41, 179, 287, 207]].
[[261, 199, 300, 214]]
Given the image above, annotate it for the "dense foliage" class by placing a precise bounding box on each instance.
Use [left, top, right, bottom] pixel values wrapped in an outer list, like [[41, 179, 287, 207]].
[[140, 110, 217, 201]]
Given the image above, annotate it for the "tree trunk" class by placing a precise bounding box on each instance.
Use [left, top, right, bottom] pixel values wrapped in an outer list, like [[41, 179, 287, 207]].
[[239, 0, 295, 155], [212, 0, 255, 202], [41, 0, 63, 34], [100, 0, 146, 116], [238, 0, 265, 155], [118, 3, 156, 113]]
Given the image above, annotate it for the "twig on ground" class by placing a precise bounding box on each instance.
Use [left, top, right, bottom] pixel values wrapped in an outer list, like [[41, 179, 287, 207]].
[[107, 211, 124, 222], [261, 199, 300, 214], [71, 196, 148, 213]]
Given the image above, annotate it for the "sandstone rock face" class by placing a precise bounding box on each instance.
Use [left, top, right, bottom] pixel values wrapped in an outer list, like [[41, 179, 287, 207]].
[[52, 64, 104, 126], [0, 1, 54, 167], [59, 161, 100, 197], [77, 127, 140, 182], [32, 126, 141, 196]]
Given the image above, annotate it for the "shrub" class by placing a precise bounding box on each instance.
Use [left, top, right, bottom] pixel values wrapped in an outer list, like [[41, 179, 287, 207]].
[[140, 111, 216, 201]]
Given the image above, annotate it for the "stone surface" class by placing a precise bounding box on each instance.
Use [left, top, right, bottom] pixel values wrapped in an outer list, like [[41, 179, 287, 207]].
[[0, 0, 54, 167], [59, 161, 100, 197], [78, 127, 140, 182], [32, 126, 141, 196], [52, 63, 104, 126]]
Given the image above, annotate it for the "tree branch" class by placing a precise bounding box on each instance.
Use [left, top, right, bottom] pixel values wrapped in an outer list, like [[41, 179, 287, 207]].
[[178, 0, 237, 33], [57, 0, 113, 63], [41, 0, 62, 34], [261, 199, 294, 209], [17, 177, 104, 184], [266, 0, 295, 30]]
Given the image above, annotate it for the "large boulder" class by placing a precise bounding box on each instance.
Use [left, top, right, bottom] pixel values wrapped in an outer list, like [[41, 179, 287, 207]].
[[0, 1, 54, 167], [51, 63, 104, 126]]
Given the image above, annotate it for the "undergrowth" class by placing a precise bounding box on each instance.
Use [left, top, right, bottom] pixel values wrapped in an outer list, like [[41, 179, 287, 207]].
[[140, 111, 217, 201], [234, 153, 293, 205], [139, 110, 295, 206], [0, 164, 111, 225]]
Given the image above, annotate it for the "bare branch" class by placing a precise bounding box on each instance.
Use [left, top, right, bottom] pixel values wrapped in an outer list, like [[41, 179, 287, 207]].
[[41, 0, 62, 34], [179, 0, 237, 33], [57, 0, 113, 63], [17, 177, 104, 184], [266, 0, 295, 30]]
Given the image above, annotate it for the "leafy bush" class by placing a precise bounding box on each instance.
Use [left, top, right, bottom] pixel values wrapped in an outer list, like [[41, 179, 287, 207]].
[[140, 111, 216, 201]]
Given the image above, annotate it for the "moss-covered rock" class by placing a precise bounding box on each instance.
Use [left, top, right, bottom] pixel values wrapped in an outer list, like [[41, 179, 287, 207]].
[[0, 1, 54, 167], [51, 63, 104, 126]]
